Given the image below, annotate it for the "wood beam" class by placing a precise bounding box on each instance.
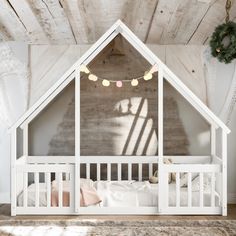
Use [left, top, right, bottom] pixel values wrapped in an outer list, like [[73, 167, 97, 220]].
[[146, 0, 211, 44], [0, 0, 28, 41], [7, 0, 49, 43], [25, 0, 75, 43]]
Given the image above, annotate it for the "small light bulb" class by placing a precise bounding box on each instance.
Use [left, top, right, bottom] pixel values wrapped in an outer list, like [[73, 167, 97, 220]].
[[102, 79, 110, 87], [80, 64, 90, 74], [88, 74, 98, 81], [131, 79, 139, 86], [149, 64, 158, 74], [116, 81, 123, 88], [143, 71, 153, 81]]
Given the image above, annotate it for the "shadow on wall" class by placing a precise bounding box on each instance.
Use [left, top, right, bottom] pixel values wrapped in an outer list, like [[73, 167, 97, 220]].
[[47, 77, 190, 158], [80, 75, 159, 156], [45, 74, 191, 180], [80, 75, 190, 157]]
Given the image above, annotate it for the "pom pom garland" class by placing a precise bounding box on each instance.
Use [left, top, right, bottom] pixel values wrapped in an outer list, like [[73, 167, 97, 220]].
[[116, 81, 123, 87], [80, 64, 90, 74], [131, 79, 139, 86], [102, 79, 110, 87], [143, 71, 153, 81], [79, 63, 158, 87], [88, 74, 98, 81]]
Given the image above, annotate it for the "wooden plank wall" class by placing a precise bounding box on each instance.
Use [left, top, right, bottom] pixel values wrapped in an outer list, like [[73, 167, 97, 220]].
[[29, 44, 207, 106], [0, 0, 235, 44], [29, 44, 90, 105]]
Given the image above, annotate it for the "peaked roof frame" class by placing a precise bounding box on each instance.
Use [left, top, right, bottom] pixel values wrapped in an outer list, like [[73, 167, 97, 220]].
[[10, 20, 230, 134]]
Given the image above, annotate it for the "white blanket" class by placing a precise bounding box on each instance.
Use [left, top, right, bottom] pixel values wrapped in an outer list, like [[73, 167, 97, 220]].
[[17, 180, 213, 207], [94, 180, 213, 207], [94, 181, 158, 207]]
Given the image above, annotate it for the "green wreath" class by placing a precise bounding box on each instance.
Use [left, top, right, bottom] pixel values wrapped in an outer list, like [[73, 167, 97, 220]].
[[210, 21, 236, 64]]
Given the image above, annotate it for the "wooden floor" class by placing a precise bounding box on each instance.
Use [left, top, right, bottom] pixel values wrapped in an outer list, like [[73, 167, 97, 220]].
[[0, 204, 235, 221]]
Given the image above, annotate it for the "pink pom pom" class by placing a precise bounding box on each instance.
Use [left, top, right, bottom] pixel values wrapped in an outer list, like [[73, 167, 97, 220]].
[[116, 81, 123, 88]]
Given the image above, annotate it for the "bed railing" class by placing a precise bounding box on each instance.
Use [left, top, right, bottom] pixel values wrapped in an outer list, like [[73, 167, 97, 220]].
[[15, 158, 75, 215], [160, 162, 222, 215], [14, 155, 223, 215], [80, 156, 158, 181]]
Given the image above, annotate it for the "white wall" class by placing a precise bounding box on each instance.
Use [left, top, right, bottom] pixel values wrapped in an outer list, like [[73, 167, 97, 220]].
[[0, 42, 28, 203], [0, 124, 11, 202], [173, 89, 211, 155], [228, 108, 236, 203], [213, 61, 236, 203]]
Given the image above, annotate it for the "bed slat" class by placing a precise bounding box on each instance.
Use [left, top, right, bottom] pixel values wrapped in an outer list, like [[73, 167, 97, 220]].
[[97, 164, 100, 181], [23, 172, 28, 207], [138, 163, 142, 181], [65, 173, 70, 181], [46, 172, 51, 208], [86, 163, 90, 179], [118, 163, 121, 181], [58, 172, 63, 208], [211, 172, 215, 207], [164, 172, 169, 208], [35, 172, 39, 207], [188, 172, 192, 207], [128, 163, 132, 181], [149, 164, 153, 178], [176, 172, 180, 207], [70, 172, 74, 208], [199, 172, 204, 207], [107, 163, 111, 181]]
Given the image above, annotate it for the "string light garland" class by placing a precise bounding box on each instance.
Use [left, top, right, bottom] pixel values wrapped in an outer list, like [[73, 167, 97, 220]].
[[80, 64, 90, 74], [79, 64, 158, 87]]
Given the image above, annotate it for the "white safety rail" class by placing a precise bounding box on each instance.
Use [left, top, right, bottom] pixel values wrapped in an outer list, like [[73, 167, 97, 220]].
[[14, 155, 224, 215], [80, 156, 158, 181], [79, 156, 159, 215], [15, 156, 75, 215], [160, 161, 222, 215]]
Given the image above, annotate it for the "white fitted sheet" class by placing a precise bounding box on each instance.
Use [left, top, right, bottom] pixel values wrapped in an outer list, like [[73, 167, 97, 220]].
[[17, 180, 213, 207]]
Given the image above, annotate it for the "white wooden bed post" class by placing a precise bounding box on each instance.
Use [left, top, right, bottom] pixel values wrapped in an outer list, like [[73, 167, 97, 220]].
[[211, 125, 216, 156], [222, 130, 227, 216], [23, 124, 28, 156], [75, 67, 80, 213], [158, 65, 164, 213], [11, 129, 17, 216]]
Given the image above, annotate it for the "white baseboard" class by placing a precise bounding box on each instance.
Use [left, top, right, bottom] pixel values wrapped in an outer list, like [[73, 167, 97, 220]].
[[0, 192, 10, 204], [228, 193, 236, 204]]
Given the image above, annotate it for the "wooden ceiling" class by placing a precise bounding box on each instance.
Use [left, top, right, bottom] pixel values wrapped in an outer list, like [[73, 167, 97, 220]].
[[1, 0, 235, 44]]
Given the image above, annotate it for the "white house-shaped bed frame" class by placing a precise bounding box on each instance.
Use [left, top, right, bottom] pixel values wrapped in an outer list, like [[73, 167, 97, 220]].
[[10, 20, 230, 216]]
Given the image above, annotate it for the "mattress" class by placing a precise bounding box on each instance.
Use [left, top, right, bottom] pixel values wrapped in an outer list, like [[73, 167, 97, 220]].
[[17, 180, 213, 208]]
